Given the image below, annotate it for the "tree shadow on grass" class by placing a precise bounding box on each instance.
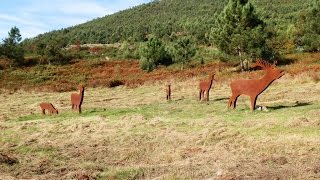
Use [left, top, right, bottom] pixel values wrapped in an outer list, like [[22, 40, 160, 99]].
[[267, 102, 312, 110]]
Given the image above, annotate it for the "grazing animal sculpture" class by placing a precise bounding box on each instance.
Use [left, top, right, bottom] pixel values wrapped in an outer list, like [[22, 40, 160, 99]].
[[39, 102, 58, 115], [228, 59, 285, 111], [71, 85, 85, 113], [166, 84, 172, 100], [199, 74, 216, 101]]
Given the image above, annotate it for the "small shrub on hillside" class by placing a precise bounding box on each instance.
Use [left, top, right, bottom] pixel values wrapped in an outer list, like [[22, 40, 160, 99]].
[[106, 79, 125, 88], [167, 36, 197, 69], [139, 58, 156, 72], [0, 57, 10, 70], [139, 36, 171, 72], [23, 56, 43, 67]]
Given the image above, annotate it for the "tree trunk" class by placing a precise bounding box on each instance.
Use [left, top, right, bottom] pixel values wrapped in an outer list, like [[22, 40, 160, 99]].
[[238, 48, 244, 72]]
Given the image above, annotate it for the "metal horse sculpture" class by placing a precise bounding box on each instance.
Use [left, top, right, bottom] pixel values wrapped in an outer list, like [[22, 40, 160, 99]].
[[228, 59, 285, 111], [39, 102, 58, 115], [71, 85, 85, 113], [199, 74, 216, 101]]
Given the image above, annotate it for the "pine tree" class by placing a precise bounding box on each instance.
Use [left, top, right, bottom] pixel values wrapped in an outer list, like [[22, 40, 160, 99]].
[[2, 27, 24, 66], [168, 36, 196, 70], [139, 36, 169, 72], [295, 0, 320, 52], [210, 0, 273, 71]]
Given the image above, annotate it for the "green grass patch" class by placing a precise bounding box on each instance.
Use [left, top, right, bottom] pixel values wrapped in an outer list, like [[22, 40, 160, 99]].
[[98, 167, 145, 180], [0, 129, 21, 144], [15, 145, 57, 157]]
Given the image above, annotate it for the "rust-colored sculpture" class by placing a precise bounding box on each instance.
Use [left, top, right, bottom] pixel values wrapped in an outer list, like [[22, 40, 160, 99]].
[[199, 74, 216, 101], [39, 102, 58, 115], [228, 59, 285, 111], [166, 84, 171, 100], [71, 85, 85, 113]]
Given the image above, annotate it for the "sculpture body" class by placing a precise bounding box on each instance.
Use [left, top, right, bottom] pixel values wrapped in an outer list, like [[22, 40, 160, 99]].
[[166, 84, 171, 100], [71, 85, 85, 113], [40, 102, 58, 115], [199, 74, 216, 101], [228, 60, 285, 111]]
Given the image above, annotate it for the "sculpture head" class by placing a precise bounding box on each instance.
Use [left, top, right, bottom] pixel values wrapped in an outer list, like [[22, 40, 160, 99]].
[[54, 109, 59, 114], [253, 59, 285, 80], [210, 74, 216, 81], [79, 85, 85, 91]]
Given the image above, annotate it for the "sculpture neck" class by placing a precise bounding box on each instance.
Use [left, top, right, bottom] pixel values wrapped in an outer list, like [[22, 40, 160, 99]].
[[208, 78, 214, 88], [79, 89, 84, 103], [259, 71, 276, 94]]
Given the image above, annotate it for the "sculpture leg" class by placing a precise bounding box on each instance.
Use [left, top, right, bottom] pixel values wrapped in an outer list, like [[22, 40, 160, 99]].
[[199, 90, 202, 100], [206, 90, 210, 101], [232, 95, 240, 109], [250, 95, 258, 111], [79, 106, 82, 113], [228, 96, 232, 109], [42, 109, 45, 115]]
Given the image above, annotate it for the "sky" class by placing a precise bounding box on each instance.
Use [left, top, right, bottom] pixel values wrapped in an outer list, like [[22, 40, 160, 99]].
[[0, 0, 152, 40]]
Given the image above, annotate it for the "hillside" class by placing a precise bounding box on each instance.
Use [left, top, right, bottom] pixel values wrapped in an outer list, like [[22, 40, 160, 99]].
[[23, 0, 313, 46]]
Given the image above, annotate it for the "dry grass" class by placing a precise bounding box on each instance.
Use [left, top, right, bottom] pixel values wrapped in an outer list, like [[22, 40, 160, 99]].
[[0, 53, 320, 179], [1, 64, 320, 179]]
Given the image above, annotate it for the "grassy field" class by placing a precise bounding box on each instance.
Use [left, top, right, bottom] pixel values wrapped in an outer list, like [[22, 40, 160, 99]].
[[1, 61, 320, 179]]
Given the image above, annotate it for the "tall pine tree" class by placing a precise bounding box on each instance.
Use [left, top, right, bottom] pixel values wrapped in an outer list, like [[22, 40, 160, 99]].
[[294, 0, 320, 52], [210, 0, 274, 71], [2, 27, 24, 66]]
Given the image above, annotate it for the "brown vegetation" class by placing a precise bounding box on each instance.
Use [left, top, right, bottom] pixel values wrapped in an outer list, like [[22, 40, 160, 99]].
[[0, 153, 18, 165], [0, 53, 319, 93]]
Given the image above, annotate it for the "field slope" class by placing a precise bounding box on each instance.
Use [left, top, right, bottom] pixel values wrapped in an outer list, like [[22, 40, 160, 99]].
[[1, 61, 320, 179]]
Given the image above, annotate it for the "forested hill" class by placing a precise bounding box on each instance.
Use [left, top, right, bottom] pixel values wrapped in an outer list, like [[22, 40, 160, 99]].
[[24, 0, 312, 46]]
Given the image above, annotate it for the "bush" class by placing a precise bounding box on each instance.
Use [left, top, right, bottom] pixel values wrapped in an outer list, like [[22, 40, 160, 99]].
[[106, 79, 125, 88], [167, 36, 196, 69], [139, 57, 156, 72], [139, 36, 171, 72]]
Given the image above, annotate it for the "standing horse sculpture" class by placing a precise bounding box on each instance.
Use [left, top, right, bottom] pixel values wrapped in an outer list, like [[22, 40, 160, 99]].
[[228, 59, 285, 111], [166, 84, 171, 100], [71, 85, 85, 113], [39, 102, 58, 115], [199, 74, 216, 101]]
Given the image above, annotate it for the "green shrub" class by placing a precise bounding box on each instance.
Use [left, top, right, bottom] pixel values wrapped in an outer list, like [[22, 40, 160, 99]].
[[138, 36, 171, 72]]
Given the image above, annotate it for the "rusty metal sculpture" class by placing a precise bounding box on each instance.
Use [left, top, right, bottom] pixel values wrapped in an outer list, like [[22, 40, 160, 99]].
[[228, 59, 285, 111], [166, 84, 171, 100], [199, 74, 216, 101], [71, 85, 85, 113], [40, 102, 58, 115]]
